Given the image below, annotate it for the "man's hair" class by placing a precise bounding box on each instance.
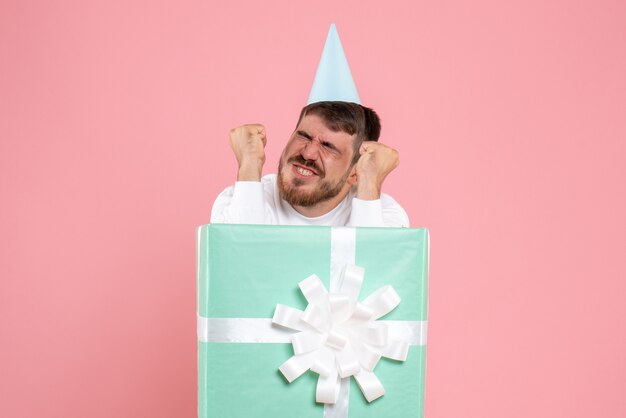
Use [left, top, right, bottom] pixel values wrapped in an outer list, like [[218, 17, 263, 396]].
[[295, 101, 381, 164]]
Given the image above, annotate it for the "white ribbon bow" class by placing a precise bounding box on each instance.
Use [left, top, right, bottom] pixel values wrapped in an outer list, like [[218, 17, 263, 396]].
[[272, 264, 410, 404]]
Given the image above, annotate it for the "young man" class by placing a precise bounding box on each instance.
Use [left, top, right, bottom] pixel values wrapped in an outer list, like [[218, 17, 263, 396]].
[[211, 101, 409, 227]]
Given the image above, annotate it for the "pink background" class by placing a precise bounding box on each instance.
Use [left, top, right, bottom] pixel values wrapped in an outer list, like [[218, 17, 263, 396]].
[[1, 1, 625, 417]]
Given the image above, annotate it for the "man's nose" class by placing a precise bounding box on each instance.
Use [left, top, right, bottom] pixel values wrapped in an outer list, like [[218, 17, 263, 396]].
[[300, 138, 322, 160]]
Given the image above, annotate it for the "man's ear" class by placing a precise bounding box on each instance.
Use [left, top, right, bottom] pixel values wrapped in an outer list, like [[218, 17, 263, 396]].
[[347, 164, 358, 186]]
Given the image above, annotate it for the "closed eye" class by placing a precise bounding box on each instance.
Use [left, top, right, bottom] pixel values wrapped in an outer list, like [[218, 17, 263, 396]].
[[296, 131, 340, 155], [321, 141, 339, 152], [296, 130, 312, 141]]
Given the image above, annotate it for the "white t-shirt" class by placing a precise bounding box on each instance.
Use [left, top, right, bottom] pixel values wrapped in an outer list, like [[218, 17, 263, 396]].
[[210, 174, 409, 227]]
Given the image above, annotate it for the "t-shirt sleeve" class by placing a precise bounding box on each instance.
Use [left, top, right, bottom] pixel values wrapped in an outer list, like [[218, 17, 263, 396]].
[[210, 181, 267, 224], [349, 195, 410, 227]]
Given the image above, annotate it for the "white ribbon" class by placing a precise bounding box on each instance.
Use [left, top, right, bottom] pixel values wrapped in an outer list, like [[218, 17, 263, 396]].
[[197, 317, 426, 346], [273, 264, 411, 404], [197, 227, 427, 418]]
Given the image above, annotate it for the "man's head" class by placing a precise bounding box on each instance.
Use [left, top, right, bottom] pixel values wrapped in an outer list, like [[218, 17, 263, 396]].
[[277, 101, 381, 215]]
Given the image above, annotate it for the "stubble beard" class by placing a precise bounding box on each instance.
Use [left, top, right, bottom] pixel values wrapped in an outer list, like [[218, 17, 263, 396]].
[[277, 158, 351, 208]]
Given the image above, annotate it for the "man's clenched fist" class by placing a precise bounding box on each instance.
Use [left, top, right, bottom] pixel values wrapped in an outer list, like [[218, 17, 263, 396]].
[[355, 142, 400, 200], [229, 124, 267, 181]]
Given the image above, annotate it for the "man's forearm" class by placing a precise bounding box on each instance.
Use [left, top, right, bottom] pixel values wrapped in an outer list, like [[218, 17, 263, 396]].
[[237, 161, 263, 182], [355, 174, 381, 200]]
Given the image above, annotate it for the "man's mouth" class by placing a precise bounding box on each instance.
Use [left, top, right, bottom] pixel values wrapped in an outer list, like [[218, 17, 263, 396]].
[[287, 156, 323, 179], [294, 164, 317, 177]]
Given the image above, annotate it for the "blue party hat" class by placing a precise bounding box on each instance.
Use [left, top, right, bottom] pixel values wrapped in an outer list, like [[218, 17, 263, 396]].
[[307, 24, 361, 104]]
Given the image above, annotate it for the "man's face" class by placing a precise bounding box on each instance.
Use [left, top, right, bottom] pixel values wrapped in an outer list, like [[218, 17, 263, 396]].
[[278, 113, 357, 212]]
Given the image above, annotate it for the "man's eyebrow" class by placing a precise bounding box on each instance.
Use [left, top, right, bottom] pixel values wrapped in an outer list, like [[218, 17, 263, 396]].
[[296, 130, 312, 140]]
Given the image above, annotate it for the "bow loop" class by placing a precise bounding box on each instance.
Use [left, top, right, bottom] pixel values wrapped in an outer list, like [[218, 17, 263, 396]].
[[272, 304, 306, 331], [338, 264, 364, 299], [362, 285, 401, 320], [293, 331, 325, 355], [299, 274, 328, 304]]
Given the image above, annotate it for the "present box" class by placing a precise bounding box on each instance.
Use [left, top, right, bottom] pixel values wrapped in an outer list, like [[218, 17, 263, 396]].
[[197, 224, 429, 418]]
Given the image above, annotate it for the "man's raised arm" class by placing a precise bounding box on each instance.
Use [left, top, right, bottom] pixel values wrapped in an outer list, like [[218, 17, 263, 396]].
[[230, 124, 266, 181], [210, 124, 270, 224], [349, 141, 409, 227]]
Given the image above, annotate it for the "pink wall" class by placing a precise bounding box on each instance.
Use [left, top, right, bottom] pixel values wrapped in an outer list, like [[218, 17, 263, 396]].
[[1, 1, 625, 417]]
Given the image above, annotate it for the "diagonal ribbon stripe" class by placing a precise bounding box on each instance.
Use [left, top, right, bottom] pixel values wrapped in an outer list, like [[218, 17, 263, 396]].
[[197, 227, 427, 418]]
